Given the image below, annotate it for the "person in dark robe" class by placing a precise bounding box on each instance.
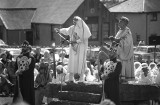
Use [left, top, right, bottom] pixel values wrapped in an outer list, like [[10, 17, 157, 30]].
[[13, 40, 35, 105], [99, 47, 122, 105]]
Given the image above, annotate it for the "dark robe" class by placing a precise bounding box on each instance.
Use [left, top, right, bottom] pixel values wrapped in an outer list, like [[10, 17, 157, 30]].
[[100, 59, 122, 105], [13, 52, 35, 105]]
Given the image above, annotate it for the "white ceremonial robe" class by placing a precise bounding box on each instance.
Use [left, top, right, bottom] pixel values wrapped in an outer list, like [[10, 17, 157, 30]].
[[60, 21, 91, 75], [116, 27, 134, 79]]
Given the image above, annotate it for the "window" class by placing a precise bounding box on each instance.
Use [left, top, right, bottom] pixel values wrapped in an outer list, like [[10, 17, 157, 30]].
[[151, 13, 157, 21], [86, 17, 98, 40], [136, 34, 140, 42], [51, 25, 55, 41], [35, 24, 40, 40], [0, 26, 3, 39], [102, 23, 109, 39]]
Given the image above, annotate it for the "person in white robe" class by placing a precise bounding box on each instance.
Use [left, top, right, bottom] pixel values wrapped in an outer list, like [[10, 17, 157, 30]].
[[155, 62, 160, 84], [84, 67, 96, 82], [136, 66, 152, 85], [55, 16, 91, 82], [134, 62, 142, 80], [148, 62, 159, 83], [115, 16, 134, 79]]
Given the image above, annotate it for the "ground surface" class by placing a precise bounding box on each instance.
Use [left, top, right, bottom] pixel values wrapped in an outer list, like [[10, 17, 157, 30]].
[[0, 97, 12, 105]]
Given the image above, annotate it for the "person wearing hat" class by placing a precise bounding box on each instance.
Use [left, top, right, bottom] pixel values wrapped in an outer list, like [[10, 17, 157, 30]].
[[99, 49, 122, 105], [13, 40, 35, 105], [115, 16, 134, 79]]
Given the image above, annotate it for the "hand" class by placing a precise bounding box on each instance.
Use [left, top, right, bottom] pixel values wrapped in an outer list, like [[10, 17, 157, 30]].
[[54, 28, 60, 33], [15, 70, 22, 76], [101, 74, 107, 80]]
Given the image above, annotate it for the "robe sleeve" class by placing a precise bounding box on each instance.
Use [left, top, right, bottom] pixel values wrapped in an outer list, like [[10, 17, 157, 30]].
[[119, 29, 132, 47], [107, 62, 122, 79], [59, 26, 73, 36]]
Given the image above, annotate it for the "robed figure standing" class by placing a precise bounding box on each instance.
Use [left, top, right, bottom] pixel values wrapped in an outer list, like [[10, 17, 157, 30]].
[[56, 16, 91, 82], [99, 47, 122, 105], [13, 40, 35, 105], [115, 16, 134, 79]]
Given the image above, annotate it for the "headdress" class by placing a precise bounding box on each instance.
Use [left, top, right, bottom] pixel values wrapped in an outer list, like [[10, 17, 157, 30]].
[[21, 40, 30, 47]]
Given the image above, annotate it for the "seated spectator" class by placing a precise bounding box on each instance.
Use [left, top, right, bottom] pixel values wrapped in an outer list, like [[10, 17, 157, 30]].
[[134, 62, 142, 80], [84, 67, 96, 82], [155, 62, 160, 84], [149, 62, 159, 76], [52, 64, 67, 83], [136, 64, 152, 84]]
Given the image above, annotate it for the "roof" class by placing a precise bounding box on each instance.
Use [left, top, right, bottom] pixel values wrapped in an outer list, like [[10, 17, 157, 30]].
[[0, 0, 21, 8], [0, 8, 35, 30], [109, 0, 160, 13], [31, 0, 84, 24], [0, 0, 84, 24]]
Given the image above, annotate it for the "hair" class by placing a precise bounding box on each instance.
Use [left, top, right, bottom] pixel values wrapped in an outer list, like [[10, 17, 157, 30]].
[[120, 16, 129, 25]]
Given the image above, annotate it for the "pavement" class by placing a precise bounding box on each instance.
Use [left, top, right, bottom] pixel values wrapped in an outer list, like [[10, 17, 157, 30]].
[[0, 96, 12, 105]]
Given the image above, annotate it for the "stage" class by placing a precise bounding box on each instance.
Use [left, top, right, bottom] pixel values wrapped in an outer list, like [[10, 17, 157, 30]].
[[45, 82, 160, 105]]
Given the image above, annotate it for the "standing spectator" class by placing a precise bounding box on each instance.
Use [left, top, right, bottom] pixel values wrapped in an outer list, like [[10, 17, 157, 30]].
[[13, 40, 35, 105], [115, 16, 134, 79], [34, 62, 52, 105], [33, 47, 43, 63], [0, 61, 14, 96], [55, 16, 91, 82]]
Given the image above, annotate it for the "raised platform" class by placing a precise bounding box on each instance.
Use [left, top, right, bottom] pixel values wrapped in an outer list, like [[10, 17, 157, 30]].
[[45, 82, 160, 105]]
